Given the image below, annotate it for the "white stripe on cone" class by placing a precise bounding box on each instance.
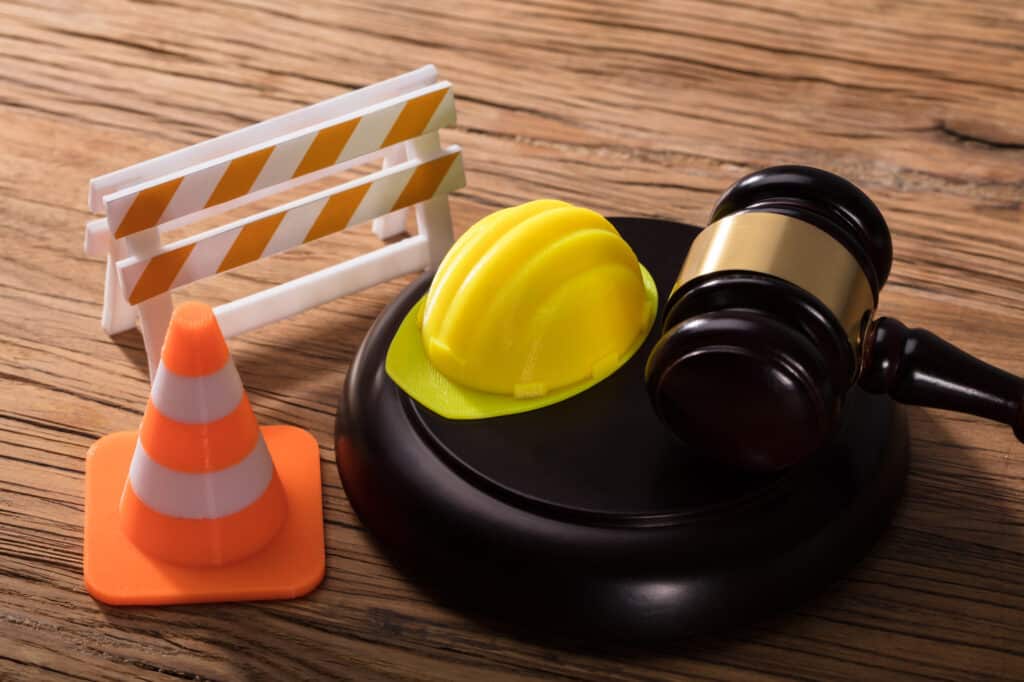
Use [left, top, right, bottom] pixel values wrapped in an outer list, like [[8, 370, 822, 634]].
[[127, 436, 275, 519], [150, 360, 245, 424]]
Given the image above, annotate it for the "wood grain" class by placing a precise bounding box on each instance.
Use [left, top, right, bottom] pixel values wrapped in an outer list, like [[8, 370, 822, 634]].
[[1, 0, 1022, 679]]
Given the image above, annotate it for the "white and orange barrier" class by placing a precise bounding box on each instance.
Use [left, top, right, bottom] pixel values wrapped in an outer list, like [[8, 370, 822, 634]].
[[84, 65, 464, 377], [84, 302, 325, 605]]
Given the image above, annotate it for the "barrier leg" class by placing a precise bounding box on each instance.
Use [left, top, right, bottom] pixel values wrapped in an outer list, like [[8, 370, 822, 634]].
[[406, 135, 455, 267], [372, 147, 410, 240], [137, 295, 174, 380], [100, 239, 138, 335], [119, 230, 172, 379]]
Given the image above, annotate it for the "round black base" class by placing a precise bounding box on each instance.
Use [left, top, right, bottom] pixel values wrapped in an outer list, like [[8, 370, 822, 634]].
[[335, 218, 909, 641]]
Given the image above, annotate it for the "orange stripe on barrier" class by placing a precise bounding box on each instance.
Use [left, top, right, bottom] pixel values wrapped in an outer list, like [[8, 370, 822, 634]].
[[392, 153, 457, 211], [115, 177, 185, 238], [218, 213, 284, 273], [205, 147, 274, 208], [129, 244, 196, 305], [119, 473, 286, 567], [293, 118, 360, 178], [381, 88, 448, 148], [140, 395, 259, 472], [160, 301, 231, 376], [303, 183, 371, 243]]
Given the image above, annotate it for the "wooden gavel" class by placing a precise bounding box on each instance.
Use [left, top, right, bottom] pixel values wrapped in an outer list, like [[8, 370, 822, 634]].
[[645, 166, 1024, 471]]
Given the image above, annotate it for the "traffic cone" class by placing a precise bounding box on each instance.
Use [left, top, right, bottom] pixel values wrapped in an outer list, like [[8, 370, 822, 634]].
[[84, 301, 325, 605]]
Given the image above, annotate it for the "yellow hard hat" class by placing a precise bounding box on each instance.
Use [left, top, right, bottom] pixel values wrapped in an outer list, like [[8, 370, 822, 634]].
[[386, 199, 657, 419]]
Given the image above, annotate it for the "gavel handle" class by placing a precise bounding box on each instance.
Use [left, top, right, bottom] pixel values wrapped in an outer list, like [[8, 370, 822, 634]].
[[859, 317, 1024, 442]]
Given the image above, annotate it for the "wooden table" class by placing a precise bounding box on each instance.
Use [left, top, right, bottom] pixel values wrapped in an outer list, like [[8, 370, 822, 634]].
[[2, 1, 1022, 679]]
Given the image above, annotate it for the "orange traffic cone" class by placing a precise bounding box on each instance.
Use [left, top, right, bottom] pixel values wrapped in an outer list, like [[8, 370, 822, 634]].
[[84, 302, 325, 605]]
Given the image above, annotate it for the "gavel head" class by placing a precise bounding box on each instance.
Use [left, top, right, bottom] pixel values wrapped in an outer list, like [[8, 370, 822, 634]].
[[645, 166, 894, 471]]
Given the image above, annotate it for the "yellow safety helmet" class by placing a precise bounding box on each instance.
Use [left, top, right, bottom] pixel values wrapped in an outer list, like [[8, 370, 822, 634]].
[[387, 199, 657, 419]]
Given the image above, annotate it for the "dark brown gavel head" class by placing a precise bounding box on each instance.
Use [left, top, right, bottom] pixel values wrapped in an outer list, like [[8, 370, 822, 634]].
[[645, 165, 1024, 472]]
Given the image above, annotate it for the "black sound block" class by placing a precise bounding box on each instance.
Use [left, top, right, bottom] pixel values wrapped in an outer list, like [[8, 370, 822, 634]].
[[335, 218, 909, 641]]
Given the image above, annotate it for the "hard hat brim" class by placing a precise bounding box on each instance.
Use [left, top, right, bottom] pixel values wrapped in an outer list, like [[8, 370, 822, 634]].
[[385, 266, 658, 420]]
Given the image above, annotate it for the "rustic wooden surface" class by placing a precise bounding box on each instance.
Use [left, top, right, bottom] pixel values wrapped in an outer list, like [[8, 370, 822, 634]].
[[1, 0, 1022, 679]]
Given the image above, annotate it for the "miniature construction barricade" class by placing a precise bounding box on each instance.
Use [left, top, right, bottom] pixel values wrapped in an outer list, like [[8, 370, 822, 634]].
[[83, 65, 464, 379]]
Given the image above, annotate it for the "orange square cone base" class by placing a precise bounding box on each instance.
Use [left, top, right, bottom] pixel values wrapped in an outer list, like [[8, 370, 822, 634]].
[[84, 425, 325, 605]]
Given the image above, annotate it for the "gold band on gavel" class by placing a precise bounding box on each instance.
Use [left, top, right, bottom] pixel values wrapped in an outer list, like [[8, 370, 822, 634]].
[[673, 212, 877, 354]]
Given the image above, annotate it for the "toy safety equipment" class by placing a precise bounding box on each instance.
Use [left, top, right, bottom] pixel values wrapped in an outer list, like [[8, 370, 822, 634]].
[[84, 65, 465, 378], [84, 301, 325, 605], [386, 200, 657, 420]]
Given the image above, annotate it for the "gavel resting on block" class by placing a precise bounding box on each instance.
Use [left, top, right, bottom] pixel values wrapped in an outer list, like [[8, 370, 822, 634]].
[[645, 165, 1024, 471]]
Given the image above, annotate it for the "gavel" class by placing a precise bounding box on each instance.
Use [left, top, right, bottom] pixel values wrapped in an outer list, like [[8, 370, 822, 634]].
[[645, 166, 1024, 471]]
